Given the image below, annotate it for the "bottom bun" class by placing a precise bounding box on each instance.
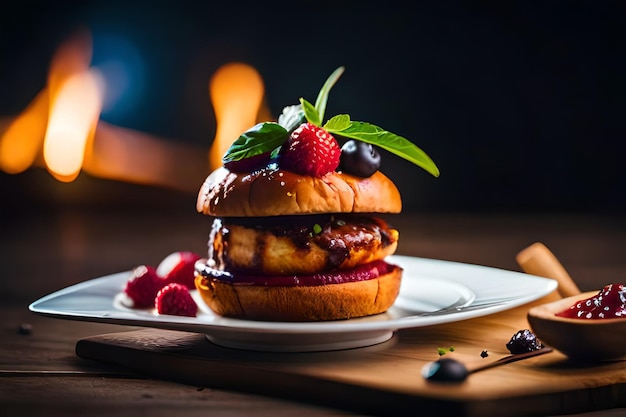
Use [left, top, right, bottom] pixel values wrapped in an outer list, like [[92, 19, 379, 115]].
[[194, 265, 403, 322]]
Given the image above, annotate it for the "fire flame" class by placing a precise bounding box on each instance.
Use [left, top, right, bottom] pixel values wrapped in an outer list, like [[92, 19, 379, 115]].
[[43, 69, 104, 182], [0, 28, 271, 191], [0, 90, 49, 174], [0, 28, 94, 179], [208, 62, 267, 170]]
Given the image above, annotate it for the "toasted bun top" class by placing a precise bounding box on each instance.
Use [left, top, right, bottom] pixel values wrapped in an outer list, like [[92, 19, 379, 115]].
[[197, 167, 402, 217]]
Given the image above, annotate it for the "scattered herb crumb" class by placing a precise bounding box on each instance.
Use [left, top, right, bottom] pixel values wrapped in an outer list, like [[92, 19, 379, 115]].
[[437, 346, 455, 356], [480, 350, 489, 358]]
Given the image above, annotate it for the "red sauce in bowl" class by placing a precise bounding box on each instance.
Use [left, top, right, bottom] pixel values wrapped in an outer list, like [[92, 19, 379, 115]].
[[555, 283, 626, 319]]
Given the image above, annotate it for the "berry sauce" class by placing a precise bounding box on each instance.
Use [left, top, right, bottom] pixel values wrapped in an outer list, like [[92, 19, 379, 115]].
[[195, 259, 398, 287], [555, 283, 626, 319]]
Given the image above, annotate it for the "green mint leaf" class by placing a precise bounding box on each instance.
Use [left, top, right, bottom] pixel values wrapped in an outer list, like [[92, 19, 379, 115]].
[[277, 104, 306, 133], [300, 98, 321, 126], [314, 66, 345, 122], [222, 122, 288, 163], [324, 114, 351, 131], [324, 116, 440, 177]]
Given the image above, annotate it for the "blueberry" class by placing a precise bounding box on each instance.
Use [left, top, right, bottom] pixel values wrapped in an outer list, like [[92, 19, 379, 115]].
[[421, 358, 469, 382], [506, 329, 543, 354], [339, 140, 381, 177]]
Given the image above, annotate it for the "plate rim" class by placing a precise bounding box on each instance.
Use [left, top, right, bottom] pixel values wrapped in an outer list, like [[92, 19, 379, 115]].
[[29, 255, 558, 336]]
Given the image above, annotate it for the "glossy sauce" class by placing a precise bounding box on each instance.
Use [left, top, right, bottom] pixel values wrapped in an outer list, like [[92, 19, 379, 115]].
[[215, 214, 396, 271], [195, 259, 399, 286], [555, 283, 626, 319]]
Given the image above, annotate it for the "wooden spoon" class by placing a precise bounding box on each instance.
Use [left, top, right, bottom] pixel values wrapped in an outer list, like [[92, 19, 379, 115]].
[[422, 347, 553, 383], [516, 242, 580, 298]]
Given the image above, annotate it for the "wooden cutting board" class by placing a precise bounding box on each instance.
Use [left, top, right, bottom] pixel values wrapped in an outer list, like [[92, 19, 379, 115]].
[[75, 292, 626, 417]]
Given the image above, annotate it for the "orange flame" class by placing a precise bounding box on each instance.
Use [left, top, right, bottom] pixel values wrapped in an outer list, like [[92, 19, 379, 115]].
[[208, 62, 267, 170], [47, 27, 93, 103], [43, 69, 104, 182], [0, 28, 93, 178], [0, 90, 49, 173], [0, 26, 272, 192]]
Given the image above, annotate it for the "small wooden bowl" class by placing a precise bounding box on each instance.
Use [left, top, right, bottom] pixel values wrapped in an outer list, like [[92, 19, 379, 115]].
[[527, 291, 626, 361]]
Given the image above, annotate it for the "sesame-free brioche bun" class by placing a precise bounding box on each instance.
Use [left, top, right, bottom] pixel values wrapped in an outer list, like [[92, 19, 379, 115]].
[[197, 167, 402, 217], [194, 263, 402, 321]]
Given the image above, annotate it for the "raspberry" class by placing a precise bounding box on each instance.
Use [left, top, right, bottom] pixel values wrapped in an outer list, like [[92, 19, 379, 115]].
[[279, 123, 340, 176], [155, 283, 198, 317], [156, 251, 202, 289], [123, 265, 166, 308]]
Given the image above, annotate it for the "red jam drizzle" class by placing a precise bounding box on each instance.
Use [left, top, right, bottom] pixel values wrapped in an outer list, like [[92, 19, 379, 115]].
[[196, 259, 398, 287], [555, 283, 626, 319]]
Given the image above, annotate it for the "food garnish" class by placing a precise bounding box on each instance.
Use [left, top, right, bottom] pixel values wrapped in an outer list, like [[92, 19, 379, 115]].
[[155, 283, 198, 317], [279, 122, 341, 176], [506, 329, 544, 354], [221, 66, 440, 178], [123, 265, 166, 308], [437, 346, 455, 356], [339, 140, 381, 177], [156, 251, 202, 289], [122, 251, 201, 316]]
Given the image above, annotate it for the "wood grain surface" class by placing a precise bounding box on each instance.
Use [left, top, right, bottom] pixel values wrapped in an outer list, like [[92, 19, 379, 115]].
[[73, 290, 626, 417], [2, 203, 625, 417]]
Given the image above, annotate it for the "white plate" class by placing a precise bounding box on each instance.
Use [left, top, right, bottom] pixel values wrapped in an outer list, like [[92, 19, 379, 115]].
[[29, 255, 557, 352]]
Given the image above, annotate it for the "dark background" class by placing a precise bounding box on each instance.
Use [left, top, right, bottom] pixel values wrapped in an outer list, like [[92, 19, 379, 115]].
[[1, 0, 625, 214]]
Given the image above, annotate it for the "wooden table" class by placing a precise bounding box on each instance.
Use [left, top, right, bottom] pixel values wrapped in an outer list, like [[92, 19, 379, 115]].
[[2, 189, 625, 416]]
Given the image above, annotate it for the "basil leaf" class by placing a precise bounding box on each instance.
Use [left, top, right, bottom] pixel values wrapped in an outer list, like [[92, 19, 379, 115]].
[[300, 98, 321, 126], [314, 66, 344, 122], [324, 114, 351, 131], [222, 122, 288, 162], [325, 118, 440, 177]]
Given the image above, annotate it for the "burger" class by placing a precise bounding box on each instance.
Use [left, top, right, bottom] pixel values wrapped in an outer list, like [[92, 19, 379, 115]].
[[194, 67, 439, 321]]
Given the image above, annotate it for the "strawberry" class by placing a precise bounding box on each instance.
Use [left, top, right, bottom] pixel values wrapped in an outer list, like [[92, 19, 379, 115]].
[[279, 123, 340, 177], [155, 283, 198, 317], [123, 265, 166, 308], [156, 251, 202, 289]]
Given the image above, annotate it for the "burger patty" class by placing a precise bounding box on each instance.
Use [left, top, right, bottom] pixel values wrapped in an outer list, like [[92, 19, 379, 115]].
[[207, 214, 399, 276]]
